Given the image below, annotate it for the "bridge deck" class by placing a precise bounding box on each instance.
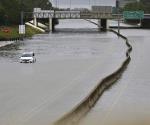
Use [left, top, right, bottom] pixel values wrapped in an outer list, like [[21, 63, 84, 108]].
[[33, 10, 150, 20], [33, 11, 113, 19]]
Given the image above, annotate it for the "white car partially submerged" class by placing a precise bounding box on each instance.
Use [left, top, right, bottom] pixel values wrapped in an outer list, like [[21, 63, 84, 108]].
[[19, 52, 36, 63]]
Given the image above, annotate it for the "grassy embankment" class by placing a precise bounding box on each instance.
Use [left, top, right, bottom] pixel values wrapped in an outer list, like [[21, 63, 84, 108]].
[[0, 25, 42, 40]]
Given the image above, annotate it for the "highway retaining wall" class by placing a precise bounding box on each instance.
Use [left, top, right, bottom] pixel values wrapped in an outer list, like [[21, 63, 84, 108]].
[[54, 29, 132, 125]]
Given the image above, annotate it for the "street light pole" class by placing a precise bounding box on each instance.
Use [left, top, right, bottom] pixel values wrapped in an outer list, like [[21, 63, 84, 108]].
[[55, 0, 58, 8], [19, 0, 25, 37], [20, 0, 23, 25], [89, 0, 91, 8], [21, 11, 24, 25], [57, 0, 59, 8], [70, 0, 71, 10], [116, 0, 120, 34]]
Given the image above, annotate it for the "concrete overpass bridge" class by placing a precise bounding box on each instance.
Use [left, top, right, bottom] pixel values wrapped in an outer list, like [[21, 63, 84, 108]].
[[32, 8, 116, 32], [31, 8, 150, 32]]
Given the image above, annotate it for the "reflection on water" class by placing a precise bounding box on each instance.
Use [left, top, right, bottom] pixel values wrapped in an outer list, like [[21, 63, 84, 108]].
[[56, 28, 99, 34]]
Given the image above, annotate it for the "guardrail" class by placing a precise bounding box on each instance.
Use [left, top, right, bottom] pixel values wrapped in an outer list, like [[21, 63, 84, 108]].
[[54, 29, 132, 125], [0, 37, 23, 42]]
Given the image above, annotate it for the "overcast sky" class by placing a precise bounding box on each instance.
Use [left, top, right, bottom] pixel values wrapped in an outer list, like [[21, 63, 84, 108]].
[[50, 0, 116, 8]]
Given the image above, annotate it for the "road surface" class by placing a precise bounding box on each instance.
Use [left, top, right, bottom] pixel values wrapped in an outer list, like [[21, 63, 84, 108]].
[[0, 20, 126, 125], [79, 29, 150, 125]]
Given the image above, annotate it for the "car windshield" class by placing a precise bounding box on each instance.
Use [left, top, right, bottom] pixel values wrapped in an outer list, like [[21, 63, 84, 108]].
[[21, 54, 32, 57]]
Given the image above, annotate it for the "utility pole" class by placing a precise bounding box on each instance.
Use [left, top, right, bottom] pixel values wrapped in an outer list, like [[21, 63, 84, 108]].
[[19, 0, 25, 37], [116, 0, 120, 34], [57, 0, 59, 8], [20, 0, 23, 25], [70, 0, 71, 10], [89, 0, 91, 9], [55, 0, 58, 8]]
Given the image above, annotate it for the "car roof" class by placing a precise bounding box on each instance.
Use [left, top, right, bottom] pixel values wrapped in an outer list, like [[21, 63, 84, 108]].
[[22, 52, 34, 55]]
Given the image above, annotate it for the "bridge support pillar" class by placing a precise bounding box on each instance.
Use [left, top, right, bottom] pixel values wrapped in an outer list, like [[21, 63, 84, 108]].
[[99, 19, 108, 31], [33, 16, 37, 26], [141, 19, 150, 28], [49, 18, 55, 32]]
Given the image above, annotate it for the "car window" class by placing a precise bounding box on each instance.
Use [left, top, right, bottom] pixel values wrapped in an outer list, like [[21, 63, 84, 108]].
[[22, 54, 32, 57]]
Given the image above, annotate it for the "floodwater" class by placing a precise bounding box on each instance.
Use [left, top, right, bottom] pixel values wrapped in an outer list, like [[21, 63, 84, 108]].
[[79, 29, 150, 125], [0, 19, 127, 125]]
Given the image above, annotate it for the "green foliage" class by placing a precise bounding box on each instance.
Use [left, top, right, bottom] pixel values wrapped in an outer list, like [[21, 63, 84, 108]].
[[0, 3, 5, 24], [124, 2, 144, 11], [0, 26, 19, 39], [123, 1, 150, 13], [141, 0, 150, 13], [0, 0, 20, 24], [0, 0, 52, 25], [25, 26, 42, 37], [0, 26, 42, 39]]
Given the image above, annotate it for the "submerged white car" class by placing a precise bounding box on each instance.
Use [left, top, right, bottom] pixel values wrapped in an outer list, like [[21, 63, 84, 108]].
[[19, 52, 36, 63]]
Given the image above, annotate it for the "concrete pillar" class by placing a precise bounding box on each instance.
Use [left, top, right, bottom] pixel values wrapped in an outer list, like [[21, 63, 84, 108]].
[[98, 20, 101, 31], [99, 19, 107, 31], [141, 19, 150, 28], [49, 18, 52, 32], [49, 18, 55, 32], [33, 16, 37, 26]]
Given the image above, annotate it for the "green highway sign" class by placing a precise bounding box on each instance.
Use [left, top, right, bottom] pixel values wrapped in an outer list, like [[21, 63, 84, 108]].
[[123, 11, 144, 19]]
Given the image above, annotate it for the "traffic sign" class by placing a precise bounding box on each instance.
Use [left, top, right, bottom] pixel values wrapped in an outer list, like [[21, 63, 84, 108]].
[[19, 25, 25, 34], [123, 11, 144, 19]]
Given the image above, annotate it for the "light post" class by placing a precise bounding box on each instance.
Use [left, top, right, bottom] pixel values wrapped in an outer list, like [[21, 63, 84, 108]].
[[116, 0, 120, 34], [57, 0, 59, 8], [69, 0, 71, 10], [94, 0, 97, 5], [55, 0, 58, 8], [19, 0, 25, 37], [89, 0, 91, 8], [20, 0, 23, 25]]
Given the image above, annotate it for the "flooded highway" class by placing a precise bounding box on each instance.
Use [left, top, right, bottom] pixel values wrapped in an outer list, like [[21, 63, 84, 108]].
[[79, 29, 150, 125], [0, 19, 128, 125]]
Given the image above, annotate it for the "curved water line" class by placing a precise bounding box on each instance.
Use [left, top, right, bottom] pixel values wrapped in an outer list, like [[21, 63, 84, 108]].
[[54, 29, 132, 125]]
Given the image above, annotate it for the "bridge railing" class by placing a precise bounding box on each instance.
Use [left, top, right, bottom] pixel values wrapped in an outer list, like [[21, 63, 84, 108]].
[[33, 11, 113, 19], [80, 12, 112, 19], [55, 11, 81, 19], [25, 10, 150, 20]]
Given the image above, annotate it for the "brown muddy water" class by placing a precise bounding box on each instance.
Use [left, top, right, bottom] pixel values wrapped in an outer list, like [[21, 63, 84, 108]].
[[1, 20, 148, 125], [79, 29, 150, 125]]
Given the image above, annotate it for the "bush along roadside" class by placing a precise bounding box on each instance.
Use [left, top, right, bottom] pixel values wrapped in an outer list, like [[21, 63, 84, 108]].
[[0, 25, 42, 41]]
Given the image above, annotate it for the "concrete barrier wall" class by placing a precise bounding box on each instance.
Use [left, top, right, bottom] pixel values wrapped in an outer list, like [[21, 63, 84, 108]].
[[0, 37, 23, 49], [54, 29, 132, 125], [26, 22, 45, 32]]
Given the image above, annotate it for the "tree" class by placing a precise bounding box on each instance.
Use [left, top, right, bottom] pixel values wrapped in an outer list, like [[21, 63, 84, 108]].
[[141, 0, 150, 13], [0, 3, 5, 25], [0, 0, 20, 25], [123, 1, 150, 13], [123, 2, 145, 11], [0, 0, 52, 25], [19, 0, 52, 12]]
